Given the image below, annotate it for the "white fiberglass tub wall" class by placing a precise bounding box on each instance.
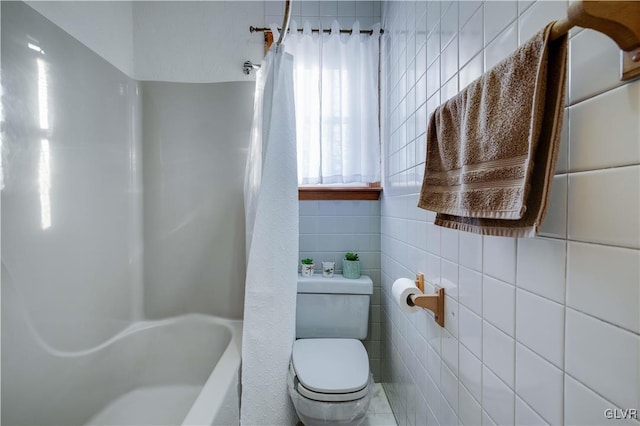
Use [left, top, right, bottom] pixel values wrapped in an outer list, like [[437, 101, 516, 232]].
[[1, 2, 248, 424], [1, 0, 142, 353]]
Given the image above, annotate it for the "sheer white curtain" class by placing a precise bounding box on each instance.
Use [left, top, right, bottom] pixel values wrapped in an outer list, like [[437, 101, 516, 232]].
[[286, 20, 381, 185]]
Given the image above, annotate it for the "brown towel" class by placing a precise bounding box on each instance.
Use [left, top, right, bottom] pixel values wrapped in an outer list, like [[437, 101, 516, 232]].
[[417, 22, 568, 238]]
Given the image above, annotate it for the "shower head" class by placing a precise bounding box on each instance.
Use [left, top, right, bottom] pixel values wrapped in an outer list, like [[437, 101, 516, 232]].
[[243, 60, 261, 75]]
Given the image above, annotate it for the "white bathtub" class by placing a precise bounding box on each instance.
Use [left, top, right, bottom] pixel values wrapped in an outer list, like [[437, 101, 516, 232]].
[[181, 316, 243, 426], [86, 315, 243, 426], [2, 312, 242, 426]]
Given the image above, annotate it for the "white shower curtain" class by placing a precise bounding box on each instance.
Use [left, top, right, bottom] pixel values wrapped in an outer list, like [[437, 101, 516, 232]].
[[242, 41, 299, 425]]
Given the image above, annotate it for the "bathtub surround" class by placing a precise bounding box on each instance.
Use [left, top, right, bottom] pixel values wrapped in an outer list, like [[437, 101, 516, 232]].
[[132, 1, 264, 83], [2, 2, 253, 424], [241, 47, 299, 425], [380, 1, 640, 425], [26, 0, 135, 76], [27, 1, 265, 84], [1, 0, 142, 352], [142, 81, 253, 319], [1, 1, 141, 422]]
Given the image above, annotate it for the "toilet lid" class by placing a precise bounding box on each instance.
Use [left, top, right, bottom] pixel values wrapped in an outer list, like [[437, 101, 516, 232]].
[[292, 338, 369, 394]]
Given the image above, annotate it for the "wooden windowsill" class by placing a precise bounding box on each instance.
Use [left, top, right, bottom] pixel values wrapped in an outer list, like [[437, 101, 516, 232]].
[[298, 184, 382, 201]]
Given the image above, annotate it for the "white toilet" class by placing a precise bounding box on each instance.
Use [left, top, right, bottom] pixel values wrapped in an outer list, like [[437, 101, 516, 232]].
[[288, 274, 374, 426]]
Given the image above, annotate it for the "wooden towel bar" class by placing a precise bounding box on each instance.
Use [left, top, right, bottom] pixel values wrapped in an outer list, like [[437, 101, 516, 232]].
[[549, 1, 640, 80]]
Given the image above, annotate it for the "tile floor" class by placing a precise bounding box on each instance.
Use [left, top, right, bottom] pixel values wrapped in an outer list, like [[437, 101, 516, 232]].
[[361, 383, 397, 426]]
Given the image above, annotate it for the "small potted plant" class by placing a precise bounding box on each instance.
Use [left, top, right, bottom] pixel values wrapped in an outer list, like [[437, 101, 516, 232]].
[[342, 252, 361, 279], [322, 261, 335, 278], [300, 258, 315, 277]]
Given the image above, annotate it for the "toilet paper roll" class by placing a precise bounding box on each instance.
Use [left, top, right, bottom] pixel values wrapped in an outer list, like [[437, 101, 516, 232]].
[[392, 278, 422, 314]]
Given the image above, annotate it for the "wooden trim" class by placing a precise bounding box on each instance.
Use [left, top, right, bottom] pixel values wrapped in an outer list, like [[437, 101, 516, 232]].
[[298, 184, 382, 201]]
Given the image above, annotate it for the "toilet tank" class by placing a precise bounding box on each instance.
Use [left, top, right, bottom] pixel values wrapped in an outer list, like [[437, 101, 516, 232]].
[[296, 274, 373, 339]]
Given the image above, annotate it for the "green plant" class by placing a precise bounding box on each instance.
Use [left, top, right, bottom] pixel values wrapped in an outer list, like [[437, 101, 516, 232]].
[[344, 252, 359, 261], [301, 258, 314, 265]]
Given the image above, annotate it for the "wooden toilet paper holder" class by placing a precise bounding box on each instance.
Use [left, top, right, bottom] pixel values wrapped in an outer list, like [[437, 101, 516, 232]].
[[407, 274, 445, 327]]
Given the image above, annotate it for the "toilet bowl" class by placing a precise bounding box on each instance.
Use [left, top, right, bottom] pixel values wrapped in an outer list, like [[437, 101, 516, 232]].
[[288, 338, 373, 426], [289, 274, 374, 425]]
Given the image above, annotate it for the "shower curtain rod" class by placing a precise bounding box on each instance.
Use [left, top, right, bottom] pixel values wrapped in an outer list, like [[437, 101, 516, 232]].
[[250, 26, 384, 36], [275, 0, 292, 46]]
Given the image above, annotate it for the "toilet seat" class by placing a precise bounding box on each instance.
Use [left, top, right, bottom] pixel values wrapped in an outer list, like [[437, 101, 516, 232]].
[[295, 376, 369, 402], [291, 338, 370, 403]]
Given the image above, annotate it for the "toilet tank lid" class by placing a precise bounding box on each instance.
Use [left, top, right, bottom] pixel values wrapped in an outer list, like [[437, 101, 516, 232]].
[[297, 274, 373, 294], [292, 338, 369, 394]]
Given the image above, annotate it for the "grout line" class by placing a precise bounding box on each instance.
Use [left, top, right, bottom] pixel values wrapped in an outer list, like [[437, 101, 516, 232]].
[[513, 236, 519, 424], [567, 80, 634, 108], [515, 392, 553, 426], [566, 306, 640, 337], [563, 370, 640, 422], [561, 230, 569, 422], [564, 163, 640, 176]]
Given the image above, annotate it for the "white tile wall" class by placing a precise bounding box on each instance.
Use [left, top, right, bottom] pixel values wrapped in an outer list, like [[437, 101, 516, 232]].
[[380, 1, 640, 425], [565, 309, 639, 410], [568, 166, 640, 248], [516, 237, 566, 303], [538, 174, 568, 238], [485, 21, 518, 69], [440, 228, 459, 263], [459, 52, 483, 89], [459, 6, 483, 67], [565, 375, 640, 426], [459, 231, 483, 272], [517, 0, 565, 44], [483, 236, 517, 284], [569, 83, 640, 172], [482, 366, 515, 425], [569, 29, 624, 104], [515, 289, 565, 367], [483, 321, 515, 388], [567, 241, 640, 333], [459, 2, 482, 28], [459, 344, 482, 402], [515, 396, 549, 426], [484, 1, 517, 45], [459, 266, 482, 315], [459, 381, 482, 426], [482, 276, 515, 336], [515, 343, 563, 425], [459, 305, 482, 358]]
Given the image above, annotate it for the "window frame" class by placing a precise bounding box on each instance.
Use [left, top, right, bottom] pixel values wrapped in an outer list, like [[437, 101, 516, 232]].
[[298, 182, 382, 200]]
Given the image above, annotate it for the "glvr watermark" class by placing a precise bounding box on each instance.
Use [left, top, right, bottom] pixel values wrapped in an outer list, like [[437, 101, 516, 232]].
[[604, 408, 638, 420]]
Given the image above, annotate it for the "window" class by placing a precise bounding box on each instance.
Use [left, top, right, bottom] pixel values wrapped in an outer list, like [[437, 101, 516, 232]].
[[273, 21, 382, 198]]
